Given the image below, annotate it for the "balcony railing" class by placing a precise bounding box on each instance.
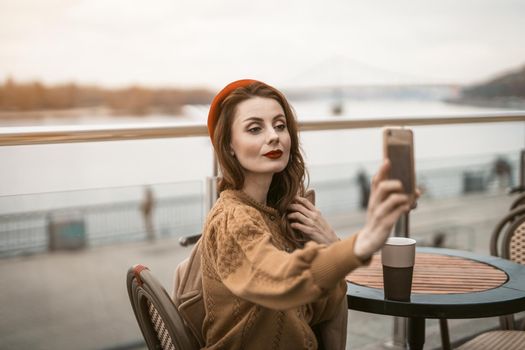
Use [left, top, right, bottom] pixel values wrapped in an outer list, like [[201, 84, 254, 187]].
[[1, 111, 524, 146], [0, 112, 523, 257], [1, 111, 524, 349]]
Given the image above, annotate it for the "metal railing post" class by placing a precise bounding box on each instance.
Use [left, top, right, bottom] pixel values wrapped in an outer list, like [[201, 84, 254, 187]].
[[205, 153, 219, 214], [509, 148, 525, 194], [387, 212, 410, 349], [205, 176, 217, 214], [395, 213, 409, 238]]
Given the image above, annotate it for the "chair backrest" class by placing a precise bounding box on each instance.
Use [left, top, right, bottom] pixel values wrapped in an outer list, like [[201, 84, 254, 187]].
[[491, 206, 525, 264], [127, 264, 197, 350], [510, 192, 525, 211], [504, 150, 525, 194], [502, 215, 525, 264]]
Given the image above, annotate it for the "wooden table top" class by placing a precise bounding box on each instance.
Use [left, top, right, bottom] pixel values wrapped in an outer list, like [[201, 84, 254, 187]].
[[346, 252, 508, 294]]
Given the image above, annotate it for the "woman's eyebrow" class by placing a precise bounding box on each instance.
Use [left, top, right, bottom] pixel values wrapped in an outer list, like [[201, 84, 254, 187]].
[[241, 114, 285, 123], [241, 117, 263, 124]]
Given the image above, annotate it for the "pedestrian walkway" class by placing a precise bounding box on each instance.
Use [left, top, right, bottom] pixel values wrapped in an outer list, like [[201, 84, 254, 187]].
[[0, 192, 517, 349]]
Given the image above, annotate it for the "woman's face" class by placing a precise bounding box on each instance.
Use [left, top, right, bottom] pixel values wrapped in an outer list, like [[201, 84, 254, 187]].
[[230, 96, 291, 179]]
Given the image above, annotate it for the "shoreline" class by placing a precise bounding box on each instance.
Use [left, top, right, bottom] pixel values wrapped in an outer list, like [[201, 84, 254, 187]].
[[0, 107, 189, 120], [0, 107, 113, 119], [444, 97, 525, 110]]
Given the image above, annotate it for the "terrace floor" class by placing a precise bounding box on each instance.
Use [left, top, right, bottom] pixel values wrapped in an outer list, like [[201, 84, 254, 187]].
[[0, 190, 521, 349]]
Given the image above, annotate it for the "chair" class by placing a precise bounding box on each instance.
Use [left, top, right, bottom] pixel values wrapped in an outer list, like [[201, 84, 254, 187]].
[[437, 204, 525, 349], [127, 264, 198, 350], [453, 205, 525, 349], [490, 205, 525, 266], [490, 205, 525, 331]]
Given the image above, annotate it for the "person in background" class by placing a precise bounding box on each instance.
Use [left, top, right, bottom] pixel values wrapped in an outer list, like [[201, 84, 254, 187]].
[[200, 79, 414, 350], [140, 186, 155, 241], [489, 156, 513, 190], [356, 168, 371, 210]]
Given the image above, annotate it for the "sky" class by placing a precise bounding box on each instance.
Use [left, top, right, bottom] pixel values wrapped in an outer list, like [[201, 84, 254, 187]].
[[1, 0, 524, 89]]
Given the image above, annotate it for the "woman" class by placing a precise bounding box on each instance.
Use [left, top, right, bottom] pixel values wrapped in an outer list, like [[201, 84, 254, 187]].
[[201, 79, 412, 349]]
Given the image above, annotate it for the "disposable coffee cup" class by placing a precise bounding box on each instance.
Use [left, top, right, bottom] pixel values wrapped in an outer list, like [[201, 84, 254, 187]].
[[381, 237, 416, 301]]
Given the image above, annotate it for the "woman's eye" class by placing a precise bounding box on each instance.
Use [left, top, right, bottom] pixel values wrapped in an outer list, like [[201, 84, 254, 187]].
[[275, 124, 286, 131], [248, 126, 261, 134]]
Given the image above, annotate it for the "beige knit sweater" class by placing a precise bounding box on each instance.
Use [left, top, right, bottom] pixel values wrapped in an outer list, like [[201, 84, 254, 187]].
[[201, 190, 367, 350]]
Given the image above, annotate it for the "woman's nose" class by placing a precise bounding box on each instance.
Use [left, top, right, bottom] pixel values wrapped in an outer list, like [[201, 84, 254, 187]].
[[266, 127, 279, 143]]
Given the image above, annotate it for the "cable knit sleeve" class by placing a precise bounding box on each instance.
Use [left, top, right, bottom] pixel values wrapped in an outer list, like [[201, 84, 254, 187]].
[[206, 205, 366, 310]]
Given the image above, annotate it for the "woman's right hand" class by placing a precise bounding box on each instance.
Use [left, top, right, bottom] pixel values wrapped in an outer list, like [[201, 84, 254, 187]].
[[353, 159, 411, 261]]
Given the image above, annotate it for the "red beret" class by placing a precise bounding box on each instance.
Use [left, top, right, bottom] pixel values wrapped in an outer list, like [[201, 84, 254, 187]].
[[207, 79, 259, 142]]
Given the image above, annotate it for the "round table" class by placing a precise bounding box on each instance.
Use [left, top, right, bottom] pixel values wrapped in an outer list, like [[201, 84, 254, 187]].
[[346, 247, 525, 349]]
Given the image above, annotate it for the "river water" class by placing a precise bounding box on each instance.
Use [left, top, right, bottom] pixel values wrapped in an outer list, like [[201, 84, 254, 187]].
[[0, 98, 523, 213]]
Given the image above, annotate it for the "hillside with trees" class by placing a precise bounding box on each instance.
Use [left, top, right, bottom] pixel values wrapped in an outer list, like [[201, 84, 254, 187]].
[[0, 78, 214, 117], [448, 64, 525, 108]]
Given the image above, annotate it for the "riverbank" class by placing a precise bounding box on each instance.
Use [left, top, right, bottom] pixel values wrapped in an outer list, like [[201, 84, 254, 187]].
[[0, 107, 109, 118], [445, 96, 525, 110]]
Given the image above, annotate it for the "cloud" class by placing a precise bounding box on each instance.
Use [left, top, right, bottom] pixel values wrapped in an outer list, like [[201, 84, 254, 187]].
[[1, 0, 524, 87]]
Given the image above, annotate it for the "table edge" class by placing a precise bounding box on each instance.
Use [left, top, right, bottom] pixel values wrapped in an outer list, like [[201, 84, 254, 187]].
[[346, 247, 525, 319]]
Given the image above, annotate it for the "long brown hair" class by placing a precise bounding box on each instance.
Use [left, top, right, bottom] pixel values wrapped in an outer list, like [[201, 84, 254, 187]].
[[212, 81, 308, 243]]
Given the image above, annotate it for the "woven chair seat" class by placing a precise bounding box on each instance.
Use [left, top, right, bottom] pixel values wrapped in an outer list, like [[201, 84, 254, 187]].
[[457, 330, 525, 350]]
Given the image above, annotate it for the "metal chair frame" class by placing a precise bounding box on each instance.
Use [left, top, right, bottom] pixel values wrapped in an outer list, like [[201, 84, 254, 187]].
[[509, 192, 525, 211], [491, 206, 525, 259], [490, 206, 525, 330]]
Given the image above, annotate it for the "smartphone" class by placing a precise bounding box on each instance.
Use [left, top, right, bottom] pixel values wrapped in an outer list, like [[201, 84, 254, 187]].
[[304, 188, 316, 205], [383, 127, 416, 203]]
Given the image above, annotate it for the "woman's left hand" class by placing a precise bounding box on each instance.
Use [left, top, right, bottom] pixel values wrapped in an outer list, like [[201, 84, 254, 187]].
[[287, 196, 339, 245]]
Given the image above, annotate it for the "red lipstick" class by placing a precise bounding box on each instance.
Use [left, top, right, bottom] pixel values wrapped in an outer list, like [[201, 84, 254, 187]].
[[263, 150, 283, 159]]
